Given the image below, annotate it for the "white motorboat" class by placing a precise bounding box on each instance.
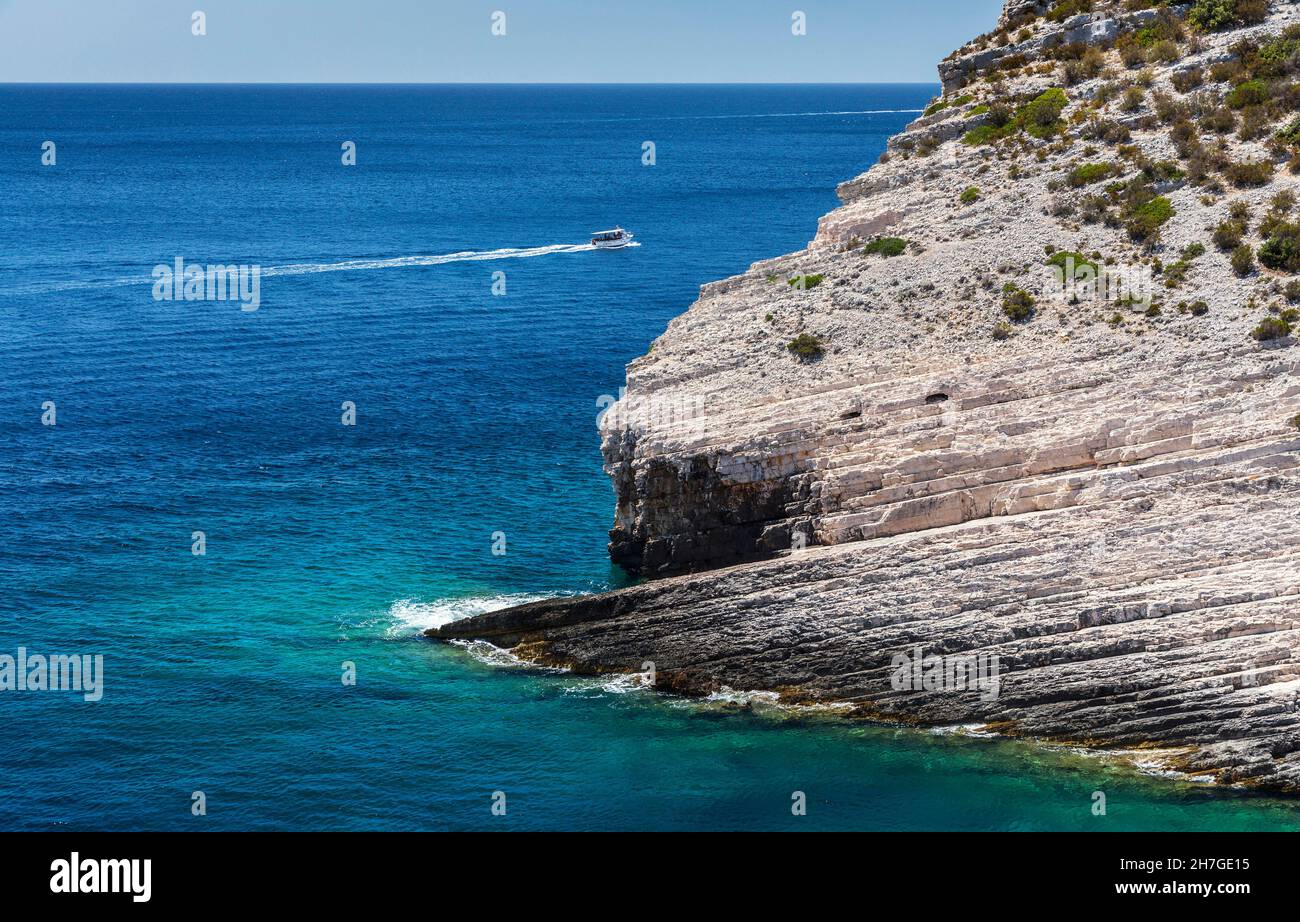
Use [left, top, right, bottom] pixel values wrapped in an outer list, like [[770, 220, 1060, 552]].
[[591, 227, 634, 249]]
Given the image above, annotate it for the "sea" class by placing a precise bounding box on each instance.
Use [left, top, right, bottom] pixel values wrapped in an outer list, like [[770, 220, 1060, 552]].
[[2, 83, 1298, 830]]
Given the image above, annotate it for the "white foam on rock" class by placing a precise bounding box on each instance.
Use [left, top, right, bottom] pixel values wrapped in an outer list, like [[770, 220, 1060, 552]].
[[387, 593, 554, 635]]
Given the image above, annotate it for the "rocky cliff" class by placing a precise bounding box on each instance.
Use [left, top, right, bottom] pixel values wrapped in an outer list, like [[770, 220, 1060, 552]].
[[432, 0, 1300, 792]]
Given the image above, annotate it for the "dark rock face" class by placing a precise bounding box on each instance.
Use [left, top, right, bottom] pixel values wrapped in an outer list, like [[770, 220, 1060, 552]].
[[606, 454, 803, 576]]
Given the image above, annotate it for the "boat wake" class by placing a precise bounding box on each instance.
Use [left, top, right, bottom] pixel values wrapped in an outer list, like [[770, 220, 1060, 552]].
[[3, 241, 639, 296], [669, 108, 924, 120], [561, 109, 923, 124], [263, 241, 637, 278]]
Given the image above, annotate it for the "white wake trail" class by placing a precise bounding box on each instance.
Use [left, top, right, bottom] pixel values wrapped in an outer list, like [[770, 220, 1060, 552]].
[[567, 109, 924, 124], [260, 241, 625, 278], [4, 240, 636, 296]]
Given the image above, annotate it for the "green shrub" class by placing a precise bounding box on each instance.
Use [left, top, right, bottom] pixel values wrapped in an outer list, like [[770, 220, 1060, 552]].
[[1047, 0, 1093, 22], [1120, 42, 1147, 69], [965, 89, 1069, 144], [1165, 249, 1205, 283], [1002, 284, 1036, 323], [1260, 210, 1292, 238], [788, 274, 824, 290], [1190, 300, 1211, 317], [1132, 8, 1186, 46], [963, 102, 1014, 144], [1210, 60, 1246, 83], [1046, 250, 1099, 279], [1084, 118, 1131, 144], [1214, 221, 1245, 250], [963, 124, 1002, 145], [1255, 27, 1300, 69], [1252, 316, 1293, 341], [1259, 222, 1300, 271], [1142, 159, 1186, 184], [1202, 107, 1237, 134], [1127, 195, 1175, 241], [1188, 0, 1270, 33], [1153, 40, 1183, 64], [1231, 244, 1256, 276], [1068, 162, 1117, 187], [1278, 118, 1300, 145], [862, 236, 908, 257], [960, 186, 981, 204], [1174, 68, 1206, 93], [1226, 79, 1270, 109], [925, 94, 973, 116], [1164, 260, 1192, 286], [1017, 88, 1069, 139], [786, 333, 826, 360], [1226, 158, 1275, 187]]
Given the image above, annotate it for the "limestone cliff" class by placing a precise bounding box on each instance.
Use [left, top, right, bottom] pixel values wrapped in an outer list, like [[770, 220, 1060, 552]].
[[433, 0, 1300, 792]]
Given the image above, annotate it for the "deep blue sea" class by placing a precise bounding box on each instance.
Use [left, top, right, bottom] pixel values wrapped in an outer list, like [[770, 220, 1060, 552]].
[[2, 84, 1299, 831]]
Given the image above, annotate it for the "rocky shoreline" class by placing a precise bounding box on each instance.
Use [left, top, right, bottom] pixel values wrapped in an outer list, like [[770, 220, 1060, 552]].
[[432, 0, 1300, 793]]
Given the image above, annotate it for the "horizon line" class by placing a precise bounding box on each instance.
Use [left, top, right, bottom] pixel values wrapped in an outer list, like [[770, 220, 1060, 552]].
[[0, 80, 941, 87]]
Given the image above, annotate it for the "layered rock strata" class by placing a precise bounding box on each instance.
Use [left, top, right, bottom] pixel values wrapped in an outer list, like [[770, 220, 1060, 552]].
[[433, 0, 1300, 791]]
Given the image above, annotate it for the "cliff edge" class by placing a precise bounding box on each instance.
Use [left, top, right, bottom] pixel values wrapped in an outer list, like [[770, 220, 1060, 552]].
[[433, 0, 1300, 792]]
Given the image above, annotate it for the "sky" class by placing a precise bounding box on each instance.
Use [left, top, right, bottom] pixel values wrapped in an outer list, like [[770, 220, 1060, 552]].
[[0, 0, 1004, 83]]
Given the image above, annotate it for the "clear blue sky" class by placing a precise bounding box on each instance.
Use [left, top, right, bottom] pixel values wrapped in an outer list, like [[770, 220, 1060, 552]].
[[0, 0, 1004, 83]]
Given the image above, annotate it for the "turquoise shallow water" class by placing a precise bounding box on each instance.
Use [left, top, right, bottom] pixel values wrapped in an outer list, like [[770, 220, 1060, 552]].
[[1, 84, 1299, 830]]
